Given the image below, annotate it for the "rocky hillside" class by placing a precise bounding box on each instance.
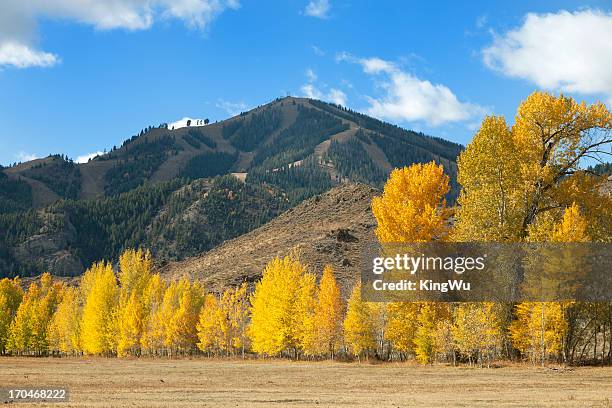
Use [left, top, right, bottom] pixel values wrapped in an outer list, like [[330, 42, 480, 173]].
[[0, 176, 287, 277], [161, 183, 378, 296]]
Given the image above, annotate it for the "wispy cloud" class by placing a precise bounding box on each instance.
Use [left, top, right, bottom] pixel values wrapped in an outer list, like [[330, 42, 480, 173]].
[[482, 9, 612, 105], [15, 151, 38, 162], [0, 0, 240, 69], [338, 52, 485, 126], [0, 41, 59, 68], [216, 99, 249, 116], [311, 45, 325, 56], [304, 0, 330, 18], [75, 151, 103, 163], [475, 14, 488, 29], [305, 68, 317, 82], [300, 68, 347, 106]]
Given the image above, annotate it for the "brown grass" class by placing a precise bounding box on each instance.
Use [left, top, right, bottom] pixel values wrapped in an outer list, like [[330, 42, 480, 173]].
[[1, 357, 611, 407]]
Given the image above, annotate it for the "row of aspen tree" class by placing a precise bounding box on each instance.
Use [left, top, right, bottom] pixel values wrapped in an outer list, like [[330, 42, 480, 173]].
[[0, 91, 611, 365], [0, 248, 609, 365]]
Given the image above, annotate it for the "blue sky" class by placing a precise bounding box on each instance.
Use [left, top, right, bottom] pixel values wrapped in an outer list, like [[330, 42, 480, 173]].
[[1, 0, 611, 165]]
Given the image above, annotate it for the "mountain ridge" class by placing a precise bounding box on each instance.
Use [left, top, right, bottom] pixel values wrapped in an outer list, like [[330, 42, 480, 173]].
[[2, 96, 462, 208], [0, 96, 464, 278]]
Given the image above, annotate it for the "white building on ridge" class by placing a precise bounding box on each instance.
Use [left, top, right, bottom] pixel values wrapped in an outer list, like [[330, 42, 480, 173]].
[[168, 117, 209, 130]]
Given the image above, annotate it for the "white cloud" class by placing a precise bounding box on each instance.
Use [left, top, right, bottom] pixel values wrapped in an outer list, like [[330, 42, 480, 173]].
[[483, 9, 612, 104], [302, 84, 347, 106], [216, 99, 249, 116], [0, 41, 58, 68], [75, 151, 103, 163], [338, 53, 484, 126], [475, 15, 488, 29], [300, 69, 347, 106], [311, 45, 325, 56], [304, 0, 330, 18], [305, 68, 317, 82], [15, 151, 39, 162], [0, 0, 239, 68]]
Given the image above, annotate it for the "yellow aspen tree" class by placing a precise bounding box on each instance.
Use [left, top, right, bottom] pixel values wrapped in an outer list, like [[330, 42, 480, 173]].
[[313, 265, 344, 358], [343, 283, 376, 359], [414, 304, 450, 365], [295, 272, 317, 357], [372, 162, 451, 243], [452, 303, 502, 367], [196, 293, 224, 355], [116, 249, 152, 357], [118, 248, 152, 296], [434, 317, 455, 365], [80, 262, 119, 355], [224, 283, 250, 357], [116, 292, 145, 357], [30, 273, 63, 354], [48, 286, 81, 355], [140, 274, 166, 355], [510, 302, 567, 364], [0, 277, 23, 354], [385, 302, 420, 358], [7, 283, 39, 354], [414, 303, 437, 364], [160, 279, 183, 353], [456, 92, 611, 241], [7, 274, 62, 355], [372, 162, 452, 362], [218, 290, 234, 354], [513, 92, 611, 237], [248, 255, 315, 357], [167, 278, 204, 353], [517, 204, 589, 364], [453, 116, 523, 241]]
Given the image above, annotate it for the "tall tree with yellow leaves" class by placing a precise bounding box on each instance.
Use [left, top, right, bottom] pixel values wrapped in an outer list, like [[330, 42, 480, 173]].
[[196, 293, 225, 355], [372, 162, 452, 363], [455, 92, 611, 242], [248, 255, 316, 357], [372, 162, 452, 243], [413, 303, 450, 365], [80, 262, 118, 355], [311, 265, 344, 358], [7, 273, 62, 355], [166, 278, 204, 354], [223, 283, 250, 358], [48, 286, 81, 355], [453, 116, 523, 241], [510, 302, 567, 365], [7, 283, 38, 354], [385, 302, 420, 359], [0, 277, 23, 354], [452, 303, 503, 367], [343, 283, 376, 360], [116, 249, 152, 357], [140, 274, 167, 355]]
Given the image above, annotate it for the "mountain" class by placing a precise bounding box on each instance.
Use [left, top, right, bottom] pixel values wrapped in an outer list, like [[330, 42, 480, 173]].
[[0, 97, 463, 278], [161, 183, 378, 296], [1, 97, 462, 210]]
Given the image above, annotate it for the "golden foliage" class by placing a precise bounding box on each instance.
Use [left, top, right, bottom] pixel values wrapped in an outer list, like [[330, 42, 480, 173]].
[[248, 255, 315, 356], [80, 263, 118, 355], [343, 283, 376, 358], [372, 162, 451, 243]]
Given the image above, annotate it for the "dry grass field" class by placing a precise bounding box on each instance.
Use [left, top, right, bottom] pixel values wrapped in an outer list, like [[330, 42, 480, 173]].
[[1, 358, 611, 407]]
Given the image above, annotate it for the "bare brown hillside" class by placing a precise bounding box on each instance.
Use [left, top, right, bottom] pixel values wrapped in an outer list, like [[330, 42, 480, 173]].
[[161, 183, 378, 295]]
